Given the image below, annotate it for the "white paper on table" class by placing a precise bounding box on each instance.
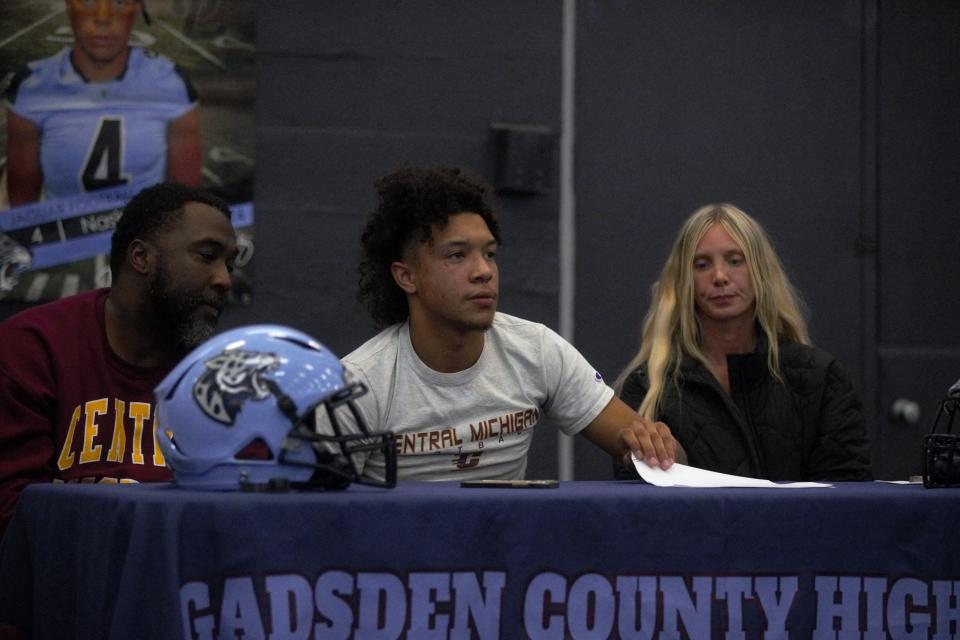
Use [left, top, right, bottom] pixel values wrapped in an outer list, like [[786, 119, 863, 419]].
[[631, 455, 832, 488]]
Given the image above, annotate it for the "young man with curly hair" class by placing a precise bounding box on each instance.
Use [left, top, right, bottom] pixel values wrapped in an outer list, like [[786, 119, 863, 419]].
[[333, 165, 679, 482]]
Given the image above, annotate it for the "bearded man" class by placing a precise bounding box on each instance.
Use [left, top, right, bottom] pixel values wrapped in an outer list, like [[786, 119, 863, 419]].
[[0, 182, 237, 536]]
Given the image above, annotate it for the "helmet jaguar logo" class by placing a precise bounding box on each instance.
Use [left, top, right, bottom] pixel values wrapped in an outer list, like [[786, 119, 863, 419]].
[[193, 349, 281, 425]]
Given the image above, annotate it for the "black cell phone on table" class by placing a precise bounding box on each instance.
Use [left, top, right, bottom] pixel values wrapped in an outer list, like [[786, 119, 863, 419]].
[[460, 479, 559, 489]]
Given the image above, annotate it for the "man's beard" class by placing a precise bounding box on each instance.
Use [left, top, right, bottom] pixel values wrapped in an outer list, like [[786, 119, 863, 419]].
[[148, 262, 224, 350]]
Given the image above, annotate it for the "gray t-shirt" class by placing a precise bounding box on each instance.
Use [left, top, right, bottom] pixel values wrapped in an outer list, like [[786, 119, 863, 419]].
[[336, 312, 614, 482]]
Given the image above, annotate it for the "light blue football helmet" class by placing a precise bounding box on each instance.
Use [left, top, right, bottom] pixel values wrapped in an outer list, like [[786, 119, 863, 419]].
[[155, 324, 396, 490]]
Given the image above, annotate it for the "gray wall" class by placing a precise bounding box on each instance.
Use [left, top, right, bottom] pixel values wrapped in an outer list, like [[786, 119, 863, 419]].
[[233, 1, 566, 479], [573, 1, 867, 477], [7, 1, 956, 480], [874, 1, 960, 479], [238, 1, 958, 481], [571, 0, 960, 480]]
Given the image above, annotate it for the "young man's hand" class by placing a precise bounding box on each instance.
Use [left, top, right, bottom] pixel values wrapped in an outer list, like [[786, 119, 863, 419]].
[[582, 396, 684, 470]]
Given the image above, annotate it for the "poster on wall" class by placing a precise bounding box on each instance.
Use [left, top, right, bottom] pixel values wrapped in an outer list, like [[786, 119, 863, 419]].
[[0, 0, 255, 304]]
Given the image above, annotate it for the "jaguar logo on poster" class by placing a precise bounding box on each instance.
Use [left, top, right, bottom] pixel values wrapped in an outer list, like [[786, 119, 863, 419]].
[[0, 233, 31, 292], [193, 349, 279, 425]]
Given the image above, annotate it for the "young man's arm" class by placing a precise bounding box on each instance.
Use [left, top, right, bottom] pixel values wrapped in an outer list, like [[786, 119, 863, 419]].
[[580, 396, 685, 470], [166, 107, 202, 188], [5, 109, 43, 206]]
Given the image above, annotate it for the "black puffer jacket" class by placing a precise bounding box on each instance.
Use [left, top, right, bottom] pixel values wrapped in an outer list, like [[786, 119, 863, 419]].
[[615, 337, 873, 481]]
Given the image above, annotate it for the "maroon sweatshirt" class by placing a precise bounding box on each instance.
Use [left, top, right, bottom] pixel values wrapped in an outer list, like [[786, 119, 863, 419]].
[[0, 288, 176, 536]]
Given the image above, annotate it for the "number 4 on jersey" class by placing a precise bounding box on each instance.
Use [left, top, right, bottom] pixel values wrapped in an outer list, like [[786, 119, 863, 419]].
[[82, 117, 131, 191]]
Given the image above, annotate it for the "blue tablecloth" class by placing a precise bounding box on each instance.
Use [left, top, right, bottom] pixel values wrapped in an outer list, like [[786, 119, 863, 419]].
[[1, 480, 957, 639]]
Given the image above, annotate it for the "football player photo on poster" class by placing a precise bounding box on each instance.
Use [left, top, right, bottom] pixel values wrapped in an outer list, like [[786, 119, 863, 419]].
[[0, 0, 255, 304]]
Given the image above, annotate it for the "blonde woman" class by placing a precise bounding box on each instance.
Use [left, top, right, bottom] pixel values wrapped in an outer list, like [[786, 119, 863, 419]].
[[614, 204, 872, 481]]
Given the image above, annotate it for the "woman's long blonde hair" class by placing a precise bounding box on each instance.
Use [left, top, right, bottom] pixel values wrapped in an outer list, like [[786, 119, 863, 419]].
[[614, 203, 810, 420]]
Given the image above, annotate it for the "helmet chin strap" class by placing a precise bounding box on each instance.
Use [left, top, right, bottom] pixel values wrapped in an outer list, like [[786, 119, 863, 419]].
[[262, 378, 301, 425]]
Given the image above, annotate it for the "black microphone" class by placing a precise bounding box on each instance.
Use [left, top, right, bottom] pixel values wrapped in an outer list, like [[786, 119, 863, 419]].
[[949, 377, 960, 398]]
